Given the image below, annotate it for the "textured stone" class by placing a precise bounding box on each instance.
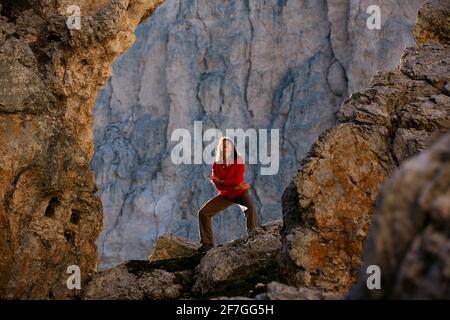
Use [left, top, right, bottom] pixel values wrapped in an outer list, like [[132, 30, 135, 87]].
[[148, 233, 200, 262], [415, 0, 450, 45], [92, 0, 426, 270], [191, 221, 282, 298], [83, 262, 186, 300], [280, 0, 450, 294], [84, 221, 282, 299], [348, 131, 450, 299], [0, 0, 165, 299]]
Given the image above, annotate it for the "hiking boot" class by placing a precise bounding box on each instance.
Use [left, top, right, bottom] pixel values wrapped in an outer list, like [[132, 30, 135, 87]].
[[198, 243, 214, 253]]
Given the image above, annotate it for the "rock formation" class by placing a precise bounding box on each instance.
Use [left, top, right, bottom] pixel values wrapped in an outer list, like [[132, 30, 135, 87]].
[[84, 256, 199, 299], [192, 221, 281, 298], [92, 0, 426, 270], [148, 233, 200, 261], [1, 0, 447, 300], [84, 221, 282, 299], [348, 130, 450, 299], [0, 0, 164, 299], [280, 0, 450, 294]]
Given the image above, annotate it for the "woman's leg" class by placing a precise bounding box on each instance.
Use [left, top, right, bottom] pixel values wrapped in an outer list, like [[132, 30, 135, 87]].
[[233, 191, 258, 232], [198, 195, 233, 244]]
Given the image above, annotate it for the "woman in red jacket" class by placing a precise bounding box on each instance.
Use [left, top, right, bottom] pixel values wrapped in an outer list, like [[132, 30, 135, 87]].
[[197, 137, 258, 252]]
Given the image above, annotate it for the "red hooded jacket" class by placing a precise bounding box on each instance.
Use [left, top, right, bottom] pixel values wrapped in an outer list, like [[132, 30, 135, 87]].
[[211, 156, 249, 200]]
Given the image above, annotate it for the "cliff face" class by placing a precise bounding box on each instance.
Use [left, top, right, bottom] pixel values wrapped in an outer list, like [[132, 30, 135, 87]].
[[92, 0, 426, 270], [280, 0, 450, 294], [0, 0, 164, 299]]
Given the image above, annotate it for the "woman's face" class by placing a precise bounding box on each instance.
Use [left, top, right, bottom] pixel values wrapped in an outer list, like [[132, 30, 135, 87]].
[[221, 140, 234, 159]]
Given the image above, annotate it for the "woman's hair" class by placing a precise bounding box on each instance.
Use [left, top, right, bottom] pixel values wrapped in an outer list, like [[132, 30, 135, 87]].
[[215, 136, 239, 163]]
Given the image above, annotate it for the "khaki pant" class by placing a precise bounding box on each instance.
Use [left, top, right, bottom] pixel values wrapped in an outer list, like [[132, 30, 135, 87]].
[[198, 191, 258, 245]]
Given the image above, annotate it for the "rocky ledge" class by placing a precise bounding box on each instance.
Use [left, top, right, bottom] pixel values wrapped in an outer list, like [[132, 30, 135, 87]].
[[84, 221, 288, 299], [84, 220, 343, 299]]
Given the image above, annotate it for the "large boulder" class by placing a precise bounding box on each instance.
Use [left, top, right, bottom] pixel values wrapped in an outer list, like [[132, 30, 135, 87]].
[[83, 260, 191, 300], [148, 233, 200, 262], [84, 220, 283, 299], [280, 0, 450, 293], [191, 221, 282, 298], [348, 131, 450, 299]]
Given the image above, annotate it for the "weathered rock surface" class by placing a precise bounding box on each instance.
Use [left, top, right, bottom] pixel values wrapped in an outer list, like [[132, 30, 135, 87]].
[[148, 233, 200, 261], [83, 258, 197, 299], [192, 220, 282, 298], [84, 220, 282, 299], [280, 0, 450, 294], [0, 0, 164, 299], [415, 0, 450, 45], [92, 0, 426, 270], [348, 131, 450, 299]]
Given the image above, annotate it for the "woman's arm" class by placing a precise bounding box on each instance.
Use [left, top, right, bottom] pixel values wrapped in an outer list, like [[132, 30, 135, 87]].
[[210, 163, 224, 185], [222, 163, 245, 186]]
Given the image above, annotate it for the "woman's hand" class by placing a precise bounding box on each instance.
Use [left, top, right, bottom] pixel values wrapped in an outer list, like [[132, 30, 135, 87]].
[[209, 176, 224, 185], [233, 182, 249, 190]]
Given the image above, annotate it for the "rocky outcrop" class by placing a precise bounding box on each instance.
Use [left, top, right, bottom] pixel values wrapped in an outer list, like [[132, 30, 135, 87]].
[[0, 0, 164, 299], [83, 257, 199, 299], [414, 1, 450, 45], [92, 0, 426, 270], [348, 131, 450, 299], [192, 221, 282, 298], [85, 220, 349, 300], [280, 0, 450, 294], [84, 221, 282, 299], [2, 0, 446, 301], [148, 233, 200, 261]]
